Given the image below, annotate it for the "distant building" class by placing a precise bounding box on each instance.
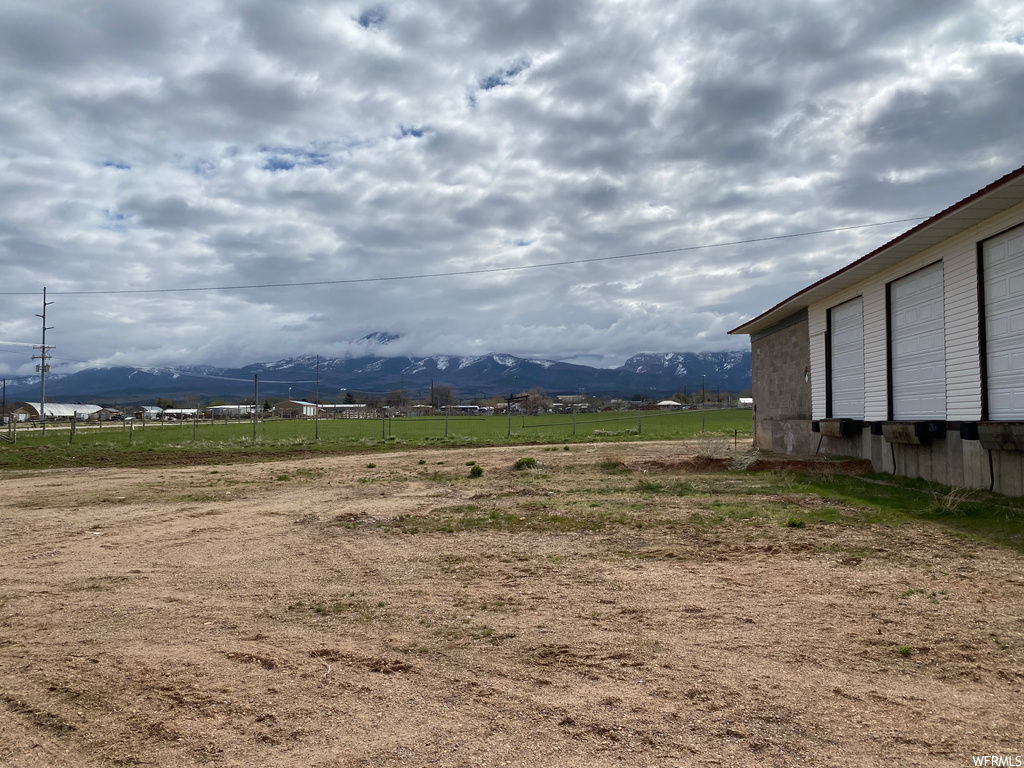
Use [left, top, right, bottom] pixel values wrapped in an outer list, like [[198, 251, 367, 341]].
[[207, 404, 255, 418], [16, 402, 104, 420], [321, 404, 369, 418], [162, 408, 199, 419], [274, 400, 317, 418]]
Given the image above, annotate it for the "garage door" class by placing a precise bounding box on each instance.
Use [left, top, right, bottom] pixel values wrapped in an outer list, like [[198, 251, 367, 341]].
[[890, 263, 946, 420], [829, 297, 864, 418], [984, 227, 1024, 420]]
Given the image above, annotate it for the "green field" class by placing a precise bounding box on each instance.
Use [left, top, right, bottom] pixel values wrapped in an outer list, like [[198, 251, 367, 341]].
[[0, 408, 752, 470]]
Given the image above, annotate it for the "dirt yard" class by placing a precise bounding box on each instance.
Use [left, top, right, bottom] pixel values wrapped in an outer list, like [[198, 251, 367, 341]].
[[1, 441, 1022, 767]]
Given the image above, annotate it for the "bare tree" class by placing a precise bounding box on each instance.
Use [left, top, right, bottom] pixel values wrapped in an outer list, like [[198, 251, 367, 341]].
[[524, 387, 551, 416], [432, 383, 454, 408]]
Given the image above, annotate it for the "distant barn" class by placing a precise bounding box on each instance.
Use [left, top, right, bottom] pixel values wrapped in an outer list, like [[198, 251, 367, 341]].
[[15, 402, 104, 421]]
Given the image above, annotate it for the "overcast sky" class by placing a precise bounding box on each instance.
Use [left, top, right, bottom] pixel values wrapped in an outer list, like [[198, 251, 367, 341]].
[[1, 0, 1022, 375]]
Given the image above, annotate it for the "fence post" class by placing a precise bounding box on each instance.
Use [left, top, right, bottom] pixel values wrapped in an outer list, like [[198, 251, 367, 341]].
[[69, 413, 76, 445]]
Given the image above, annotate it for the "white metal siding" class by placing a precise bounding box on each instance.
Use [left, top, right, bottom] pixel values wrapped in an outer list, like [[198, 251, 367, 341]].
[[890, 263, 947, 420], [829, 297, 865, 418], [809, 312, 827, 419], [941, 246, 983, 421], [805, 200, 1024, 424], [984, 227, 1024, 419]]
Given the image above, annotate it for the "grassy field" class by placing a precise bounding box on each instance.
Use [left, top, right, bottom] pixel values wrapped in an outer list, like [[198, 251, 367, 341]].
[[0, 408, 751, 470]]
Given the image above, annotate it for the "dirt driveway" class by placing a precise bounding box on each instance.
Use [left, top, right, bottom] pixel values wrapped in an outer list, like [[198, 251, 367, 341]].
[[1, 441, 1022, 767]]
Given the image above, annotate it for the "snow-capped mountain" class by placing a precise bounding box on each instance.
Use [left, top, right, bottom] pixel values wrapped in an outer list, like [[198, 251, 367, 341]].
[[0, 336, 750, 404], [619, 351, 751, 390]]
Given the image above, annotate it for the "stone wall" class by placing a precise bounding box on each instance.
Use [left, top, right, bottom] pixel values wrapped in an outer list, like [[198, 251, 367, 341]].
[[750, 310, 813, 455]]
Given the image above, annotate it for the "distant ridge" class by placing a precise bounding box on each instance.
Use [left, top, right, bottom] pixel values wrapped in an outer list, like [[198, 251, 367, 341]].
[[1, 339, 750, 404]]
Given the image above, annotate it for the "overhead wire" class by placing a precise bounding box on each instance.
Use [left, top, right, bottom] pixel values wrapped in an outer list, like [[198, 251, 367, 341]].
[[0, 217, 926, 297]]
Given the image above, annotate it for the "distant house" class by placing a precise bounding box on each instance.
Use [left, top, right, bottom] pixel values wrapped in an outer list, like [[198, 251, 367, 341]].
[[657, 400, 682, 409], [132, 406, 164, 420], [730, 164, 1024, 495]]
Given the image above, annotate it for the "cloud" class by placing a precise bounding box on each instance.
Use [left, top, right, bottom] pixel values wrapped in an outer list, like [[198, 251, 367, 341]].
[[1, 0, 1022, 378]]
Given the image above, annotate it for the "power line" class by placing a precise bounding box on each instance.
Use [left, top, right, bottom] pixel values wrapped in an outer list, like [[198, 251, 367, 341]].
[[0, 217, 925, 297]]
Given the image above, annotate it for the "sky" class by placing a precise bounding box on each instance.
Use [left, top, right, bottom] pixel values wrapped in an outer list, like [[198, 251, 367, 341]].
[[1, 0, 1023, 376]]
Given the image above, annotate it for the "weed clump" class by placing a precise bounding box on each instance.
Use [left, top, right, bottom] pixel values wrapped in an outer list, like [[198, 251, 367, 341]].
[[469, 464, 484, 478], [514, 457, 537, 471], [695, 435, 730, 459], [932, 486, 970, 515]]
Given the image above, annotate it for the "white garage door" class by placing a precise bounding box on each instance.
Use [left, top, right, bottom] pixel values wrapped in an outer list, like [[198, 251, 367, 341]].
[[890, 263, 946, 420], [984, 227, 1024, 420], [830, 297, 864, 418]]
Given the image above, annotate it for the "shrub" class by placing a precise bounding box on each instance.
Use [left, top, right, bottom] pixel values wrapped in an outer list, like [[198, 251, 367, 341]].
[[513, 457, 537, 471], [469, 464, 484, 478], [695, 435, 730, 459]]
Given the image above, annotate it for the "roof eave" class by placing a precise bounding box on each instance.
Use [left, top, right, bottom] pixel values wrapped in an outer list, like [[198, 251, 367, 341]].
[[729, 164, 1024, 336]]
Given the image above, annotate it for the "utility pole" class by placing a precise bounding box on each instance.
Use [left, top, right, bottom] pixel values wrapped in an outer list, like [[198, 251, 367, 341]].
[[33, 288, 54, 435], [1, 378, 8, 442], [253, 373, 258, 443], [315, 354, 320, 441], [701, 374, 706, 433]]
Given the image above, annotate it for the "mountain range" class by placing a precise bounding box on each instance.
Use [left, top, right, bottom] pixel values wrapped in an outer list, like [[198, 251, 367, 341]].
[[0, 334, 751, 405]]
